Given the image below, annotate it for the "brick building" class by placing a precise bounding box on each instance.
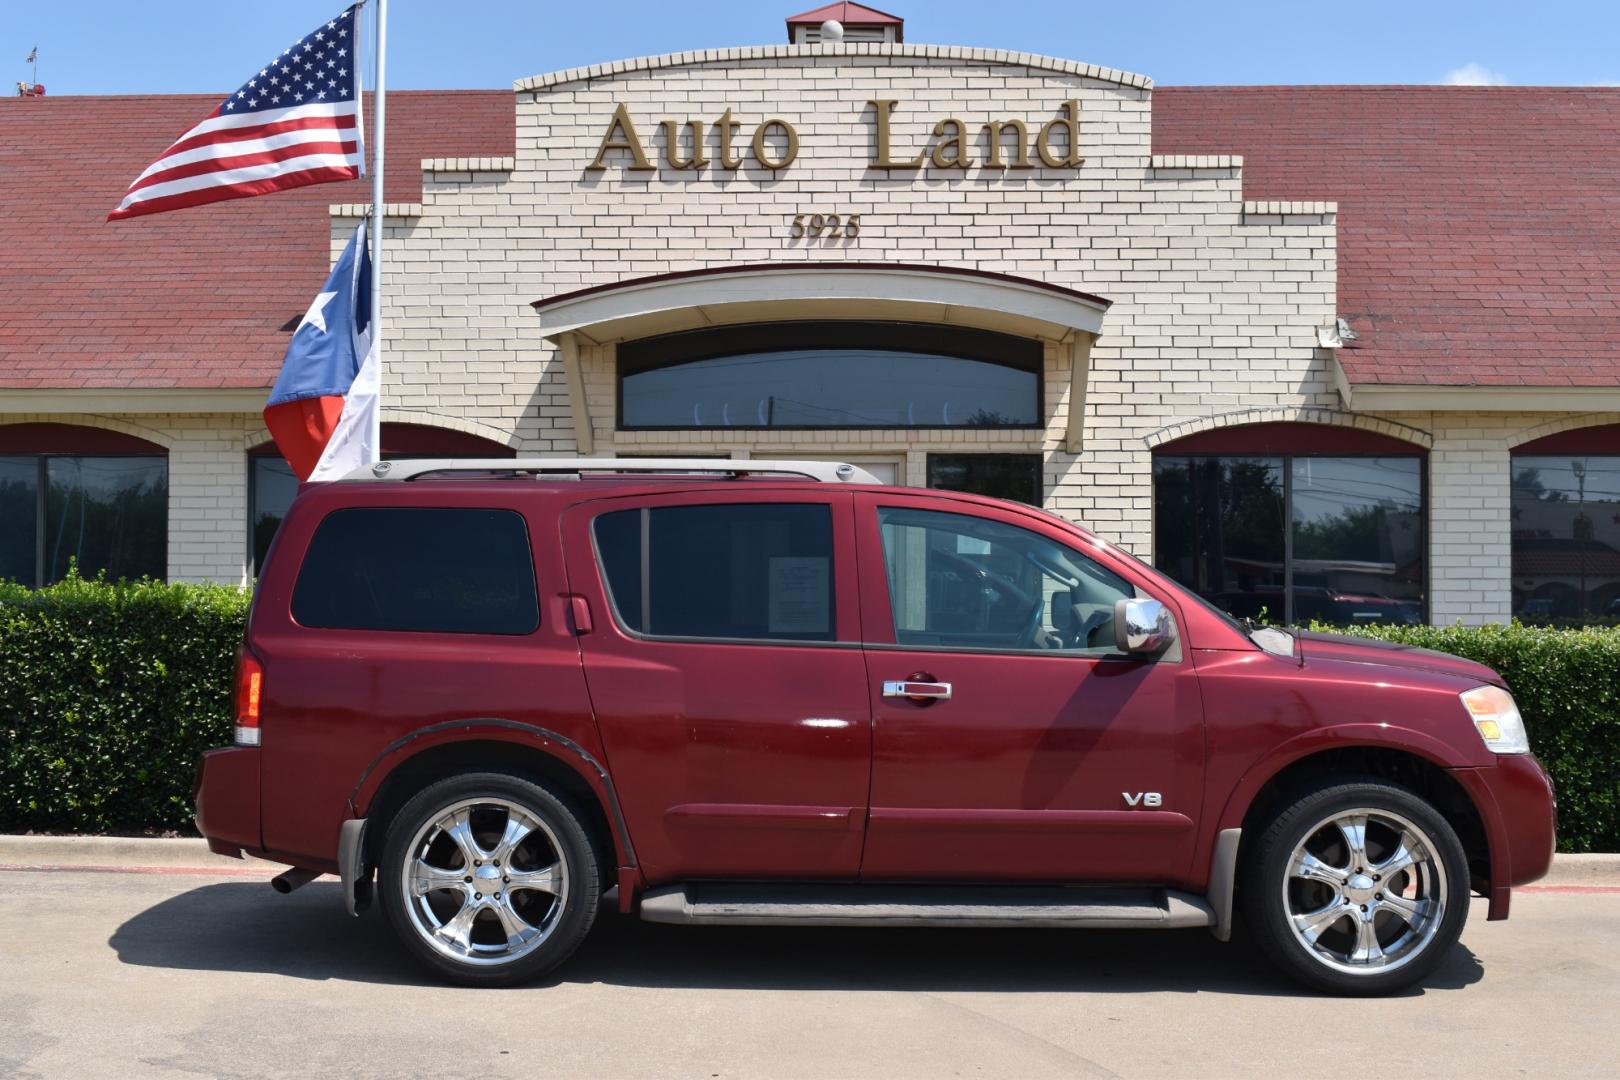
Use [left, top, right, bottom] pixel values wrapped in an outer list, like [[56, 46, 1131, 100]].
[[3, 5, 1618, 626]]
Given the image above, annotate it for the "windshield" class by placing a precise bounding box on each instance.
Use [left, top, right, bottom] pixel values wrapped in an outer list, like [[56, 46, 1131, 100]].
[[1092, 536, 1260, 639]]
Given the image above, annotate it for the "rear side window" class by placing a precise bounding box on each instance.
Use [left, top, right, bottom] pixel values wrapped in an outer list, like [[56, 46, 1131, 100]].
[[291, 507, 538, 634], [594, 503, 835, 642]]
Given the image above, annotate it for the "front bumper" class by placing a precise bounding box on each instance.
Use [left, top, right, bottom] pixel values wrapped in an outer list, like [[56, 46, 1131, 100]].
[[1451, 753, 1558, 920], [193, 746, 261, 857]]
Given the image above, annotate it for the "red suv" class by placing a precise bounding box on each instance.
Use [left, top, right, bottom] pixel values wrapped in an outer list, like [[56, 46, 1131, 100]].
[[195, 458, 1557, 995]]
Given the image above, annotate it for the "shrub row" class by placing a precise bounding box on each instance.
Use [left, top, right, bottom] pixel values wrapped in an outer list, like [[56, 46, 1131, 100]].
[[1, 576, 1614, 849], [1317, 621, 1619, 853], [0, 574, 248, 834]]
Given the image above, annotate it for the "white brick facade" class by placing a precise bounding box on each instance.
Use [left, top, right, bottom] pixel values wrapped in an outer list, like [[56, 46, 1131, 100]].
[[11, 45, 1616, 622]]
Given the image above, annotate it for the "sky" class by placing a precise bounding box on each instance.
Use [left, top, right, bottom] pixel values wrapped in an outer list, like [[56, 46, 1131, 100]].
[[5, 0, 1619, 96]]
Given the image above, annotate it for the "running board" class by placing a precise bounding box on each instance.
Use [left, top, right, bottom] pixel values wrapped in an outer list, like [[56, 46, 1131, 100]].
[[638, 883, 1214, 929]]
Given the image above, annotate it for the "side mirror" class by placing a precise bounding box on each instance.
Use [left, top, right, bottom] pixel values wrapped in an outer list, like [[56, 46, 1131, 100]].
[[1113, 597, 1175, 656]]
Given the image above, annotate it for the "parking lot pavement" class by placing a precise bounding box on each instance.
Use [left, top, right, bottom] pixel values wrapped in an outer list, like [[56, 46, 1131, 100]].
[[0, 868, 1615, 1080]]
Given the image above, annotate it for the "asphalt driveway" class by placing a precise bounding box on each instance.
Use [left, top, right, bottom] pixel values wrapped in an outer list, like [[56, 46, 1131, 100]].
[[0, 866, 1615, 1078]]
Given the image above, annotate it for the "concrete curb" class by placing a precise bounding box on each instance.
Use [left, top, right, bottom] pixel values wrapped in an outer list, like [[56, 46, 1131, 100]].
[[0, 835, 277, 871], [2, 835, 1617, 886]]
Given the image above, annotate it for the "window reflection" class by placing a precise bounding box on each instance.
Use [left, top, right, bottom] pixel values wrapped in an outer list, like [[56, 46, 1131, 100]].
[[1291, 457, 1424, 624], [40, 457, 166, 584], [1154, 454, 1425, 626], [619, 322, 1041, 430], [1153, 457, 1286, 621], [0, 457, 39, 584], [1511, 455, 1620, 623]]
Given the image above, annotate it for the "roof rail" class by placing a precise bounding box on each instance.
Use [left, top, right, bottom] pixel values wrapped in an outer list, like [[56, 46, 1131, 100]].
[[343, 457, 883, 484]]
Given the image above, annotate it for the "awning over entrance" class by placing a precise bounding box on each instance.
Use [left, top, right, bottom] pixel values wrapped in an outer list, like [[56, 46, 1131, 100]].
[[531, 263, 1112, 454]]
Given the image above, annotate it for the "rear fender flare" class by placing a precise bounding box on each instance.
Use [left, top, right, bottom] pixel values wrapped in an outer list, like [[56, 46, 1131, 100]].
[[346, 718, 637, 869]]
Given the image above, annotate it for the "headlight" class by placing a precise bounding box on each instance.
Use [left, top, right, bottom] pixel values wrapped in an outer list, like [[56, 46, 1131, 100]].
[[1460, 685, 1530, 754]]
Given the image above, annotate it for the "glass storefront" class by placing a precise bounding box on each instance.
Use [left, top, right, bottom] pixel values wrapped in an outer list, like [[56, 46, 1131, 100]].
[[1511, 454, 1620, 623], [0, 454, 167, 586], [1154, 453, 1425, 626]]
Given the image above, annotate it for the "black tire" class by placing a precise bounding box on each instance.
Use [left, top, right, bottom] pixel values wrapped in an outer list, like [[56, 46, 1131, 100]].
[[378, 770, 601, 987], [1240, 776, 1470, 996]]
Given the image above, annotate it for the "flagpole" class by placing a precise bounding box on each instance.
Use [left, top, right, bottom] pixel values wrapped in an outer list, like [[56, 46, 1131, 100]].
[[369, 0, 388, 461]]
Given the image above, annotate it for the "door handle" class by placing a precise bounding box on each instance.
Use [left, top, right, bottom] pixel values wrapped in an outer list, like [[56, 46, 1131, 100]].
[[883, 680, 952, 701]]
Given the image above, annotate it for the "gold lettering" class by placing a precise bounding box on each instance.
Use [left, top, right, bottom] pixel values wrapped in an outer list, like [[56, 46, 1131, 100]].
[[866, 99, 925, 169], [982, 118, 1032, 169], [714, 108, 744, 169], [1036, 99, 1084, 169], [660, 119, 709, 170], [930, 118, 971, 169], [751, 118, 799, 170], [586, 102, 654, 171]]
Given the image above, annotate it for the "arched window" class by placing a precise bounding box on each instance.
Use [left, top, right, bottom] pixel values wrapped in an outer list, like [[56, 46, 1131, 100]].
[[0, 423, 168, 586], [1151, 423, 1427, 627], [1511, 424, 1620, 624], [618, 321, 1043, 430], [248, 423, 516, 572]]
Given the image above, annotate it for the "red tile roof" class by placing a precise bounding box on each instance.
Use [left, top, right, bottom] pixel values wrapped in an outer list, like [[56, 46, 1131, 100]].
[[0, 91, 512, 391], [2, 85, 1617, 393], [1154, 86, 1620, 388], [786, 4, 906, 28]]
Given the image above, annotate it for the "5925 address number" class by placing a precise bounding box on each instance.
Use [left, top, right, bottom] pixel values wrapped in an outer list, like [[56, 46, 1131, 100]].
[[789, 213, 861, 239]]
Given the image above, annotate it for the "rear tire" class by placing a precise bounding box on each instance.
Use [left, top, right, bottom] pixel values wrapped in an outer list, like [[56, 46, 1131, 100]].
[[379, 770, 601, 987], [1240, 776, 1470, 996]]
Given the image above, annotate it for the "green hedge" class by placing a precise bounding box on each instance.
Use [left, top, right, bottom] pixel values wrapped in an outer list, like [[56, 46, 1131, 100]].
[[1315, 622, 1619, 853], [0, 574, 249, 834], [2, 576, 1615, 850]]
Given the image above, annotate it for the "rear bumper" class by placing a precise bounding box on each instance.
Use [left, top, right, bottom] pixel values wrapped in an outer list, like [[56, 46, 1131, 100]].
[[1451, 753, 1558, 920], [193, 746, 261, 857]]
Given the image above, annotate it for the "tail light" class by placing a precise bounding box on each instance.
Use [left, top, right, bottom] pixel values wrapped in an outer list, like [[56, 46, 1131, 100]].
[[234, 647, 264, 747]]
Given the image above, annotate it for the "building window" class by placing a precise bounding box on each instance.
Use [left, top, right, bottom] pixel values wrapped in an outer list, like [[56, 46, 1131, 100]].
[[1152, 424, 1426, 626], [927, 453, 1042, 506], [618, 321, 1042, 430], [249, 423, 517, 574], [1511, 425, 1620, 624], [0, 424, 167, 587]]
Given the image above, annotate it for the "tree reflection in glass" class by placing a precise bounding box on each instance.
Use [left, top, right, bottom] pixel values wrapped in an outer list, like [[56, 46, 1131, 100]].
[[1511, 455, 1620, 623]]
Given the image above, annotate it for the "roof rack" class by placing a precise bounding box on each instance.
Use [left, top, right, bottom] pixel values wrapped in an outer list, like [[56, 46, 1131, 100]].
[[344, 457, 883, 484]]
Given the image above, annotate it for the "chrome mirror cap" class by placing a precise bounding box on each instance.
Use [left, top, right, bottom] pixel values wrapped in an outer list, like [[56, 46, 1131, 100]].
[[1114, 597, 1175, 655]]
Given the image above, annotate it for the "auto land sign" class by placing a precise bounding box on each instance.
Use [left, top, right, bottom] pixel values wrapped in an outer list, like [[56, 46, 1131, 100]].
[[584, 99, 1085, 173]]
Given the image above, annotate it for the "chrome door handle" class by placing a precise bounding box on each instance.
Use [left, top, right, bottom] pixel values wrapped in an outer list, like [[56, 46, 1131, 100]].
[[883, 680, 952, 700]]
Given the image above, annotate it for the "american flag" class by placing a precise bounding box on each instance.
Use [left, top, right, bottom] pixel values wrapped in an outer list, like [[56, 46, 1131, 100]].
[[109, 4, 364, 221]]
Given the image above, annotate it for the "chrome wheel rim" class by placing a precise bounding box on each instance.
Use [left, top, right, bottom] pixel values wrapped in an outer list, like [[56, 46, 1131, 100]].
[[1282, 807, 1447, 976], [401, 797, 568, 967]]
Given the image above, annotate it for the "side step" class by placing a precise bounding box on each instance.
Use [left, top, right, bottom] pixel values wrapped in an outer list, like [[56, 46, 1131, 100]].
[[639, 883, 1214, 930]]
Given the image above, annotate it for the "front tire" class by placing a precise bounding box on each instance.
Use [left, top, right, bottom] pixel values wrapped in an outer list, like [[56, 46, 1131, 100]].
[[379, 770, 601, 987], [1241, 777, 1470, 995]]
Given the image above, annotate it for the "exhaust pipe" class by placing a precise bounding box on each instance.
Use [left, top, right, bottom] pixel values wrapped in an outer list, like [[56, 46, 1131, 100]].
[[271, 867, 321, 894]]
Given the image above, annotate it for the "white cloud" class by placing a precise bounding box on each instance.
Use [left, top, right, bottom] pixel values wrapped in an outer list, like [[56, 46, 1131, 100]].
[[1441, 62, 1508, 86]]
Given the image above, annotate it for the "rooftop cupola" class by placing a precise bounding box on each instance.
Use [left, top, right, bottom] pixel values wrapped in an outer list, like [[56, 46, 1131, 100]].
[[786, 2, 904, 44]]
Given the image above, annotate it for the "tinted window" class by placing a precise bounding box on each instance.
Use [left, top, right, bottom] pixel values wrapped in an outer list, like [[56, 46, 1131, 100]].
[[1154, 454, 1424, 626], [250, 455, 300, 574], [292, 508, 538, 634], [927, 453, 1042, 506], [619, 322, 1041, 430], [595, 503, 835, 642], [878, 507, 1133, 653], [0, 455, 167, 587], [1511, 455, 1620, 624], [0, 457, 38, 584]]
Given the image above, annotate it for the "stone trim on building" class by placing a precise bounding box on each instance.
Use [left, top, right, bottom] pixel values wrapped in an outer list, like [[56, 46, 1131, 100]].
[[513, 43, 1153, 94], [1143, 408, 1434, 450]]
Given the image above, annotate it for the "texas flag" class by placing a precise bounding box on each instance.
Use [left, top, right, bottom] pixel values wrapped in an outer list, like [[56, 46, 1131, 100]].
[[264, 221, 378, 481]]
